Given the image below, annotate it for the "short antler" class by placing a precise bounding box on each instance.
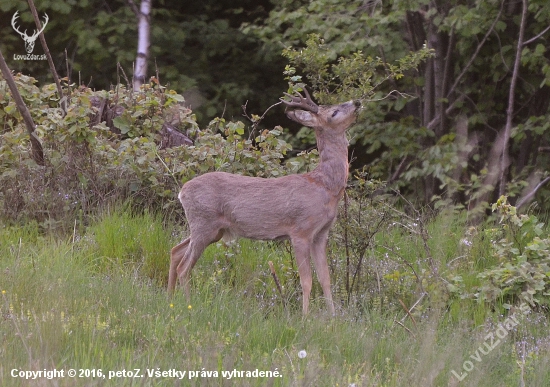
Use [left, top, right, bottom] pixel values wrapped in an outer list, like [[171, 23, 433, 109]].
[[280, 88, 319, 113]]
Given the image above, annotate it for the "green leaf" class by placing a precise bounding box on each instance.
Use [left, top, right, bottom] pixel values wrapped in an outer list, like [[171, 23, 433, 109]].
[[113, 116, 132, 135], [394, 97, 407, 112], [4, 105, 16, 115]]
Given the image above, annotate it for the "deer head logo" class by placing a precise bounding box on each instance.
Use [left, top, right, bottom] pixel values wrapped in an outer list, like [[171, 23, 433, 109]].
[[11, 11, 49, 54]]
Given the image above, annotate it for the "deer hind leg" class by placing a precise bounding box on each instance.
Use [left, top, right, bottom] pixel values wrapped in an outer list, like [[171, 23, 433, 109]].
[[291, 236, 313, 315], [176, 228, 224, 298], [311, 229, 335, 315], [168, 237, 190, 295]]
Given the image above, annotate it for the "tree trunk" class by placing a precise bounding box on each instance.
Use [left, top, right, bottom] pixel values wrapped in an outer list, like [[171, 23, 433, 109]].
[[132, 0, 152, 90], [0, 48, 44, 165]]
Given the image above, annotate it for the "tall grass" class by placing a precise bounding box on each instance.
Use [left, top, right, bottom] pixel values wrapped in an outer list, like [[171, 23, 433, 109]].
[[87, 207, 173, 284], [1, 210, 549, 386]]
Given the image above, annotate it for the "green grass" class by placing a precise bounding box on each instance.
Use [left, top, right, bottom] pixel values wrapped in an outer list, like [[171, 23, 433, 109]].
[[1, 211, 549, 386]]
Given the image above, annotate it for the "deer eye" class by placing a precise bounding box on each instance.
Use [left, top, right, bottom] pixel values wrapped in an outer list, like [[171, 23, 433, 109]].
[[331, 110, 339, 118]]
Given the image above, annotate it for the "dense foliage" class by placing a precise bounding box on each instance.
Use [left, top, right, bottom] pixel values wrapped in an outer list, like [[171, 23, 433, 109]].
[[2, 0, 550, 211], [0, 72, 309, 230], [0, 0, 283, 125], [449, 196, 550, 308], [249, 0, 550, 212]]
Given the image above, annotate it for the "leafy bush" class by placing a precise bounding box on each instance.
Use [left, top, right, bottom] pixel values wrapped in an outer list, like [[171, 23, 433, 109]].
[[478, 197, 550, 307], [0, 73, 306, 230], [450, 196, 550, 309]]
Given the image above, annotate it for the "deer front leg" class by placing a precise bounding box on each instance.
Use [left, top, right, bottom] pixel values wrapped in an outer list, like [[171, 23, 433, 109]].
[[311, 230, 335, 315], [168, 238, 190, 295], [292, 237, 313, 315]]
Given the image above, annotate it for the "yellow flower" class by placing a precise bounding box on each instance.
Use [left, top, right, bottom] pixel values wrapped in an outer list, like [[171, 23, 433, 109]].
[[187, 305, 192, 310], [169, 303, 174, 308], [1, 290, 5, 295]]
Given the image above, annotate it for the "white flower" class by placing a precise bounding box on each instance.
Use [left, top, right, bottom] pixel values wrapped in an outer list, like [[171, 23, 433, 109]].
[[461, 238, 473, 247], [298, 350, 307, 359]]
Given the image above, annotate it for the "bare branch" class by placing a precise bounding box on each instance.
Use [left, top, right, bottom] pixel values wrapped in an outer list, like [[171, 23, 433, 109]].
[[499, 0, 528, 196], [0, 49, 44, 165], [268, 261, 287, 309], [394, 320, 415, 337], [516, 176, 550, 209], [125, 0, 140, 18], [523, 25, 550, 46], [426, 95, 465, 131], [241, 100, 283, 140], [398, 298, 417, 328], [364, 89, 414, 103], [27, 0, 65, 115]]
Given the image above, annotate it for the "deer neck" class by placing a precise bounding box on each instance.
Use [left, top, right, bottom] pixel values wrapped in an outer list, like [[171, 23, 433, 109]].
[[308, 129, 349, 195]]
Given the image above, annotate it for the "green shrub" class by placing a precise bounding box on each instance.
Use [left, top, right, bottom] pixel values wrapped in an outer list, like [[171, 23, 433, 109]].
[[450, 196, 550, 309], [0, 74, 307, 230]]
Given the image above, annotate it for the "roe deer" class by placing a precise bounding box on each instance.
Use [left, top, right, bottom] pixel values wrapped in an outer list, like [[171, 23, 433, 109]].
[[168, 89, 360, 314]]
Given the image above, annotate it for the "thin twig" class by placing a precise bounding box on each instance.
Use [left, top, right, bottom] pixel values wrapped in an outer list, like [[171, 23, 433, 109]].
[[394, 320, 415, 337], [27, 0, 65, 115], [363, 89, 414, 104], [350, 212, 388, 294], [153, 148, 179, 186], [72, 218, 77, 246], [380, 244, 421, 286], [407, 292, 426, 314], [242, 101, 283, 141], [117, 63, 131, 88], [125, 0, 140, 18], [344, 190, 351, 300], [516, 176, 550, 209], [523, 25, 550, 46], [391, 189, 436, 275], [155, 58, 160, 85], [398, 298, 417, 328], [65, 49, 71, 98], [499, 0, 528, 196], [268, 261, 287, 309], [400, 293, 426, 324]]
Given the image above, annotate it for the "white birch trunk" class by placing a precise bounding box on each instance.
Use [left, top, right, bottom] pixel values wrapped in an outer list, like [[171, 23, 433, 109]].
[[133, 0, 152, 90]]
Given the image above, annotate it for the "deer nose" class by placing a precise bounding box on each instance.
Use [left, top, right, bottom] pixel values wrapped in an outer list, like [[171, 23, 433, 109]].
[[353, 100, 361, 108]]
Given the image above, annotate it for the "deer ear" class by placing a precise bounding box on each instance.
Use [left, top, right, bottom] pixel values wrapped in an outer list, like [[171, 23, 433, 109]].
[[286, 109, 318, 127]]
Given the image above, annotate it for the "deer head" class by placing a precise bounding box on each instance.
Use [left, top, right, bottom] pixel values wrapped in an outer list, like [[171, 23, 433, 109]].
[[281, 88, 360, 133], [11, 11, 49, 54]]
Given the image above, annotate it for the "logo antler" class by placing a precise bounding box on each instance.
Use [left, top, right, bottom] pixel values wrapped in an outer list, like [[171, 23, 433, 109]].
[[11, 11, 49, 54]]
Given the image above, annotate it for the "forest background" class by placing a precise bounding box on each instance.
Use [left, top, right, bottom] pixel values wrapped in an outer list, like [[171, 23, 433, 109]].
[[1, 0, 550, 213]]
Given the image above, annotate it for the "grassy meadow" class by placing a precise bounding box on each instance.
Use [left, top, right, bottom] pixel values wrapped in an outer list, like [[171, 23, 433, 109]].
[[1, 207, 549, 386]]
